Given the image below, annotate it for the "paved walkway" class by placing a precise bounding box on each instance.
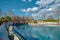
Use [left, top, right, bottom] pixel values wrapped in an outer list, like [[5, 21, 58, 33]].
[[0, 23, 9, 40]]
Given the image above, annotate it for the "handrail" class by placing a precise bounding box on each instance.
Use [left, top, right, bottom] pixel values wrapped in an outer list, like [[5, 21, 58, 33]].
[[13, 28, 27, 40]]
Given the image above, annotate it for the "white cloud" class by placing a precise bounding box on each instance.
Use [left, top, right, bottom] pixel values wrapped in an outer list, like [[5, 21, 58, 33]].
[[48, 8, 53, 11], [36, 0, 55, 7], [31, 7, 39, 12], [30, 6, 60, 19], [31, 0, 60, 19], [21, 7, 39, 12], [21, 8, 31, 12], [32, 14, 37, 17], [50, 4, 60, 9], [31, 8, 47, 19], [55, 0, 60, 3], [21, 0, 60, 19], [31, 7, 55, 19]]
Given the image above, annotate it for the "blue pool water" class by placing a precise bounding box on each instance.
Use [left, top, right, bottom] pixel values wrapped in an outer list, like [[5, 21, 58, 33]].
[[15, 24, 60, 40]]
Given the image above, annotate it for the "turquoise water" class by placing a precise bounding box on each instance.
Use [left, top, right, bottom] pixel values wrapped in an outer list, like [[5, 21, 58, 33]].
[[16, 24, 60, 40]]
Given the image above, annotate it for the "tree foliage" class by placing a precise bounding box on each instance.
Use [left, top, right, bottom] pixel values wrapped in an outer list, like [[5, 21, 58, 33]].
[[5, 16, 11, 21]]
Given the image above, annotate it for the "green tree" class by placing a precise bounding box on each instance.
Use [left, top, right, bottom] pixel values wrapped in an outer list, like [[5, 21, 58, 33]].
[[0, 17, 4, 22], [6, 16, 11, 21]]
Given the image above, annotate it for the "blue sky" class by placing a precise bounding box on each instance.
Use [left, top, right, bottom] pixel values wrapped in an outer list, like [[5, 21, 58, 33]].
[[0, 0, 60, 20], [0, 0, 38, 16]]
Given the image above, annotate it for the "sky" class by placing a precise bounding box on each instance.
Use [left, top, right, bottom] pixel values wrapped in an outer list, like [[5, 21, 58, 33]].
[[0, 0, 60, 20]]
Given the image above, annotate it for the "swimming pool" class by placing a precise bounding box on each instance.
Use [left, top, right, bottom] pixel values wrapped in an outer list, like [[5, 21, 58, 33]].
[[15, 24, 60, 40]]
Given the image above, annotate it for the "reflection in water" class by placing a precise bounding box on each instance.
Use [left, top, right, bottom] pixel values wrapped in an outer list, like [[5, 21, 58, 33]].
[[16, 24, 60, 40]]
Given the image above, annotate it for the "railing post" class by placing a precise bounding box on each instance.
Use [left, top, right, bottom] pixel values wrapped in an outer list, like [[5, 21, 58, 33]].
[[14, 34, 19, 40]]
